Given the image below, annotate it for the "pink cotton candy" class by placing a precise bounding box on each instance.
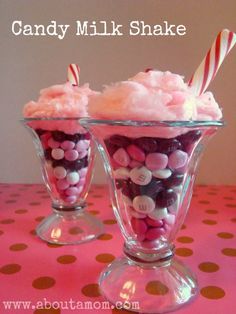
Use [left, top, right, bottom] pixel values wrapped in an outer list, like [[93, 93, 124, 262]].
[[88, 70, 223, 123], [23, 83, 94, 118], [23, 82, 97, 133], [196, 92, 223, 120]]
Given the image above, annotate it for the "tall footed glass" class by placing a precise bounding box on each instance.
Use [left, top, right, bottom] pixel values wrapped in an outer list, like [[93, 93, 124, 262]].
[[81, 119, 223, 313], [22, 118, 104, 245]]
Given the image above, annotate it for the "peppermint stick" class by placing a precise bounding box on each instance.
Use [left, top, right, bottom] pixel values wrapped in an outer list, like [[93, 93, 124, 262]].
[[189, 29, 236, 95], [67, 64, 80, 86]]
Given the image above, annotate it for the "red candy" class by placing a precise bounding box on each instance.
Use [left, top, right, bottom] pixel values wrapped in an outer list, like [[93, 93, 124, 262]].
[[145, 227, 165, 240], [127, 144, 146, 162], [131, 217, 148, 240], [145, 217, 164, 227]]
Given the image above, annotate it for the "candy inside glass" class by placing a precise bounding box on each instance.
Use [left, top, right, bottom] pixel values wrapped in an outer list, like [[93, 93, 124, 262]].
[[22, 118, 104, 245], [81, 119, 223, 313]]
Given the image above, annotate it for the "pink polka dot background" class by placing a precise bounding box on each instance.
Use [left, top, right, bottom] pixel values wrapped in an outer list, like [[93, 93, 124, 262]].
[[0, 183, 235, 313]]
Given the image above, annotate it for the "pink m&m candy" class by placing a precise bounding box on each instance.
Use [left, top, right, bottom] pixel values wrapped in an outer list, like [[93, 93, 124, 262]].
[[113, 148, 130, 167], [145, 217, 164, 227], [129, 160, 143, 169], [61, 140, 75, 150], [76, 177, 86, 188], [76, 140, 90, 152], [131, 218, 147, 240], [65, 149, 79, 161], [56, 178, 70, 190], [79, 150, 88, 159], [127, 144, 145, 162], [145, 227, 165, 240], [77, 186, 83, 195], [65, 187, 79, 196], [64, 195, 77, 204], [48, 138, 60, 149], [78, 167, 88, 178], [168, 150, 188, 169], [145, 153, 168, 171]]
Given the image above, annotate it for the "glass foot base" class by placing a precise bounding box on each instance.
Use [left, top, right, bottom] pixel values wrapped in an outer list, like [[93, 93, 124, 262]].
[[36, 210, 104, 245], [99, 256, 198, 313]]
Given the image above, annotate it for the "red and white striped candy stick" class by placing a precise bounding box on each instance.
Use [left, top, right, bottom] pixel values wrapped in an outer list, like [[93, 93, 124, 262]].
[[67, 63, 80, 86], [188, 29, 236, 95]]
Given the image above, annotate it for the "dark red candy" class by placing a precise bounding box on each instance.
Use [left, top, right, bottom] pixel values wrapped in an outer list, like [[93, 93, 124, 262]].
[[52, 131, 66, 142], [121, 180, 132, 198], [156, 189, 177, 207], [104, 139, 119, 156], [115, 179, 124, 189], [80, 132, 91, 140], [140, 179, 163, 199], [52, 159, 64, 168], [163, 172, 184, 188], [66, 133, 81, 142], [35, 129, 46, 136], [177, 130, 202, 146], [68, 158, 87, 171], [133, 137, 158, 153], [145, 68, 153, 73], [121, 180, 142, 199], [156, 138, 182, 155], [129, 181, 142, 198], [44, 148, 52, 160], [84, 132, 91, 140], [52, 157, 88, 170], [109, 135, 131, 147]]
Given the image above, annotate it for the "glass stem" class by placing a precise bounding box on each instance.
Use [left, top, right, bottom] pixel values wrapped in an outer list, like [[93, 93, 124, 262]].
[[123, 241, 174, 265]]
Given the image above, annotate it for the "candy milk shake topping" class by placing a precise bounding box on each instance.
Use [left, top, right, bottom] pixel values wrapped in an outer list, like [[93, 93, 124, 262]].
[[88, 70, 222, 121]]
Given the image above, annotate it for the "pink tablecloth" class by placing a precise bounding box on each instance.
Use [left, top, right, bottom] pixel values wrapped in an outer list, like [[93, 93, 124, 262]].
[[0, 183, 235, 314]]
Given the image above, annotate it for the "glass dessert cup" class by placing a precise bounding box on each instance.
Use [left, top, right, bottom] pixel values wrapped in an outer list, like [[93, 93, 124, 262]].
[[22, 118, 104, 245], [81, 119, 223, 313]]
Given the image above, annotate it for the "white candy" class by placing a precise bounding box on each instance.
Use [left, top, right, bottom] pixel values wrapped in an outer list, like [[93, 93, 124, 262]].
[[66, 172, 80, 185], [148, 208, 168, 220], [168, 205, 177, 214], [163, 214, 176, 226], [130, 166, 152, 186], [114, 167, 130, 179], [129, 208, 147, 219], [152, 169, 172, 179], [51, 148, 64, 160], [53, 166, 67, 179], [133, 195, 155, 214], [173, 184, 183, 193], [168, 193, 180, 214]]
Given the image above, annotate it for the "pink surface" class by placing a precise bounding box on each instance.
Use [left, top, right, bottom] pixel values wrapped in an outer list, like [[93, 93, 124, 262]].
[[0, 184, 235, 314]]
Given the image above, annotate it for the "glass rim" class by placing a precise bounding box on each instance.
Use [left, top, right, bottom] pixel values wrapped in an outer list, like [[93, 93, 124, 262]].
[[21, 117, 83, 122], [80, 118, 225, 128]]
